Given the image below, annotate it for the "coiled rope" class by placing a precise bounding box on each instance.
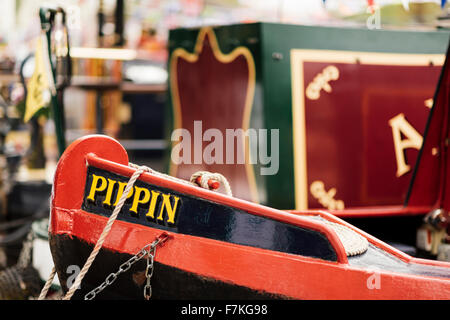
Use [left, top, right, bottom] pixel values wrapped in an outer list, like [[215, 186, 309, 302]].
[[303, 216, 369, 256], [0, 231, 42, 300]]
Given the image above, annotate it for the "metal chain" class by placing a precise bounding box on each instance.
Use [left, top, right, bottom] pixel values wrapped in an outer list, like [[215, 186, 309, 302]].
[[84, 232, 170, 300], [143, 244, 155, 300]]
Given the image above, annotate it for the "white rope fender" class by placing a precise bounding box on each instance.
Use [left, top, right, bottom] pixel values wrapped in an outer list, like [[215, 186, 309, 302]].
[[303, 216, 368, 256]]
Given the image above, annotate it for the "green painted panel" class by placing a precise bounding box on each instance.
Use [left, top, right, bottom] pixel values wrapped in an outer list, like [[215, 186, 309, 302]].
[[167, 23, 450, 210]]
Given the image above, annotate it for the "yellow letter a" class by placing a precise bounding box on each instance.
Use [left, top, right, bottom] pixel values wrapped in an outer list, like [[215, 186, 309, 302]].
[[388, 113, 423, 177]]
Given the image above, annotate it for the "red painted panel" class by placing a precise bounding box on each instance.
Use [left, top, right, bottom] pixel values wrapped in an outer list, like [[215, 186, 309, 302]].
[[172, 32, 255, 201], [49, 134, 129, 233], [302, 62, 441, 209]]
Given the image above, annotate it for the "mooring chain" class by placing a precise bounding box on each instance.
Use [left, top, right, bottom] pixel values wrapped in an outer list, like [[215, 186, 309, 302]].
[[84, 232, 170, 300], [143, 243, 156, 299]]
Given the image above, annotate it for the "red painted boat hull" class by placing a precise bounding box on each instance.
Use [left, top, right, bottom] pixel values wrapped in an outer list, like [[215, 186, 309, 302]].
[[49, 135, 450, 300]]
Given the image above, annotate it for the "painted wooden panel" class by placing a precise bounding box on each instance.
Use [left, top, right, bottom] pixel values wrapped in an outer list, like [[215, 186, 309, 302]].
[[167, 23, 450, 213]]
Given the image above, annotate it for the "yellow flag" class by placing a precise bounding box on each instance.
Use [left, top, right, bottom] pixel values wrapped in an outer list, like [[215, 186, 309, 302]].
[[24, 35, 55, 122]]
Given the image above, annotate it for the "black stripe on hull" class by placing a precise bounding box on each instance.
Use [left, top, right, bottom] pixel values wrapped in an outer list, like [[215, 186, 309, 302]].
[[49, 234, 288, 300], [82, 166, 338, 262]]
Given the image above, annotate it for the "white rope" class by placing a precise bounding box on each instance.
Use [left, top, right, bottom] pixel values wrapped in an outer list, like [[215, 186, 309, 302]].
[[37, 266, 56, 300], [61, 165, 149, 300], [189, 171, 232, 197], [128, 163, 197, 188], [129, 163, 232, 196], [39, 163, 232, 300]]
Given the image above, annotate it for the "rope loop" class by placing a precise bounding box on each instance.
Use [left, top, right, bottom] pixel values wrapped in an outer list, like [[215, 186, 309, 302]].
[[190, 171, 232, 197]]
